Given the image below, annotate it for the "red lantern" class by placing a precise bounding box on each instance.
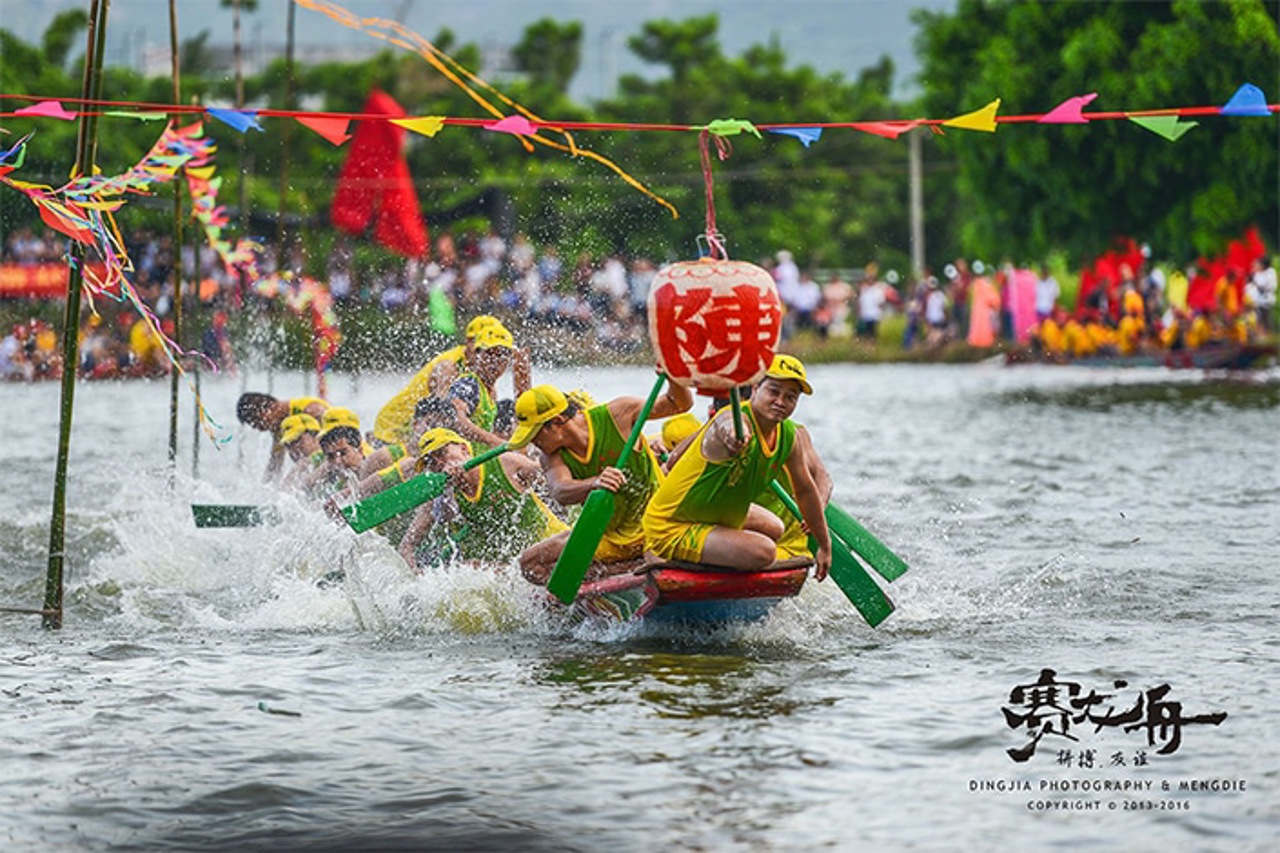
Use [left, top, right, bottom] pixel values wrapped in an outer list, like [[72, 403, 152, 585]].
[[647, 257, 782, 390]]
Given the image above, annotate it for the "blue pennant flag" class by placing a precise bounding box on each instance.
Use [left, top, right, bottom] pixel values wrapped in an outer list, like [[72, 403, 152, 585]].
[[207, 107, 265, 133], [768, 126, 823, 148], [1219, 83, 1270, 117]]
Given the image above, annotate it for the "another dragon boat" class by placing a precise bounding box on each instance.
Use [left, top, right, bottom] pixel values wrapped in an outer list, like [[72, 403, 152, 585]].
[[1005, 342, 1277, 370]]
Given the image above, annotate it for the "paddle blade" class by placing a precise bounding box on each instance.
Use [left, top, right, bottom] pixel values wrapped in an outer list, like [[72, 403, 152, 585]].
[[192, 504, 280, 528], [547, 489, 617, 604], [826, 541, 895, 627], [341, 472, 447, 533], [826, 505, 908, 582]]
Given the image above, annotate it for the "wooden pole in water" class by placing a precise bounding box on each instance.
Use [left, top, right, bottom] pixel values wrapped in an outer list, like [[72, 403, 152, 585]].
[[166, 0, 185, 478], [43, 0, 110, 630], [275, 0, 297, 266]]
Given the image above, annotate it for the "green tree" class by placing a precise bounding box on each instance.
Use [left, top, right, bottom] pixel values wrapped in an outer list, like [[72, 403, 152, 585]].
[[40, 9, 87, 70], [512, 18, 582, 96], [913, 0, 1280, 262]]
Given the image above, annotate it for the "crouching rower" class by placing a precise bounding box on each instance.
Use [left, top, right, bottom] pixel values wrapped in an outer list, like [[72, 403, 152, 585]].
[[397, 428, 567, 571], [642, 354, 832, 579], [513, 379, 693, 585]]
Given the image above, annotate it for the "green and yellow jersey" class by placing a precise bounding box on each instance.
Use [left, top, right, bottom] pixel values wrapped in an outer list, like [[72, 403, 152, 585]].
[[558, 403, 662, 560]]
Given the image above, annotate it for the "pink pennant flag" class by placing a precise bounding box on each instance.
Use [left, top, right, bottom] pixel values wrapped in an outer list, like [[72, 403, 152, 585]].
[[15, 100, 77, 121], [484, 115, 539, 136], [850, 121, 920, 140], [296, 115, 352, 146], [1038, 93, 1098, 124]]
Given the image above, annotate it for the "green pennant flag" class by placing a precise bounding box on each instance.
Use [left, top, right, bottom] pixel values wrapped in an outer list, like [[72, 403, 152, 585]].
[[702, 118, 762, 138], [428, 285, 457, 335], [104, 111, 167, 121], [1128, 114, 1197, 141]]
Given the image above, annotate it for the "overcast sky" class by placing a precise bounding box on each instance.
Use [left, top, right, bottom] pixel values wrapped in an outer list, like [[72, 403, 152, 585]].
[[1, 0, 956, 101]]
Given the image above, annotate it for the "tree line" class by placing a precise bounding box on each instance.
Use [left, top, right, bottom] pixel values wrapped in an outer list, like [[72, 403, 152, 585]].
[[1, 1, 1276, 280]]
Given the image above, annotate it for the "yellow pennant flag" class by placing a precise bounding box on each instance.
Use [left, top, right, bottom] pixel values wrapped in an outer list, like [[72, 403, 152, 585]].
[[391, 116, 446, 138], [944, 98, 1002, 133]]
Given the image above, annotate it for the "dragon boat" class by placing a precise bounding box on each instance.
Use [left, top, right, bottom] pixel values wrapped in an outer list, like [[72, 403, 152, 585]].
[[568, 557, 812, 625], [1005, 342, 1277, 370]]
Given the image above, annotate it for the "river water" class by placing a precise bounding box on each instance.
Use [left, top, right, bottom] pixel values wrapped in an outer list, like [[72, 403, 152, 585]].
[[1, 362, 1277, 851]]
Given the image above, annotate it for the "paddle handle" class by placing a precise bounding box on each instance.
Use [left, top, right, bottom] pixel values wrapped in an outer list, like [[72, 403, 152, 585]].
[[729, 386, 745, 441], [614, 376, 667, 470], [462, 442, 509, 471]]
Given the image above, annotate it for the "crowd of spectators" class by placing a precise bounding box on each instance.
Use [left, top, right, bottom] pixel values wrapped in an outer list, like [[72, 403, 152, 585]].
[[5, 220, 1278, 381]]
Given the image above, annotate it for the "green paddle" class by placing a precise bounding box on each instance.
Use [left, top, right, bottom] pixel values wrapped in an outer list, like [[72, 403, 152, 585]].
[[768, 480, 894, 627], [824, 504, 908, 582], [191, 504, 281, 528], [547, 374, 668, 604], [340, 443, 508, 533]]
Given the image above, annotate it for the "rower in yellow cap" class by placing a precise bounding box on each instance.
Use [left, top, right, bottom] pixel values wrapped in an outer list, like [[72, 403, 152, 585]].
[[278, 413, 324, 491], [237, 391, 330, 483], [444, 324, 525, 449], [371, 315, 530, 448], [513, 377, 693, 585], [642, 354, 832, 578], [396, 427, 566, 571]]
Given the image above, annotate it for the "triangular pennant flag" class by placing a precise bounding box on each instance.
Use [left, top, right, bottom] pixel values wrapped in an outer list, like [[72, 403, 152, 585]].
[[702, 118, 761, 138], [186, 166, 216, 180], [850, 121, 920, 140], [104, 110, 167, 121], [390, 116, 446, 138], [206, 107, 264, 133], [768, 127, 823, 148], [296, 115, 352, 146], [944, 99, 1001, 132], [484, 115, 539, 136], [1220, 83, 1270, 117], [1127, 114, 1197, 141], [15, 101, 77, 121], [1038, 92, 1098, 124]]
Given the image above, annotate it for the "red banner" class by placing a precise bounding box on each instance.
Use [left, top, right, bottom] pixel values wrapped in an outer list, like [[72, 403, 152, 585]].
[[0, 262, 110, 298]]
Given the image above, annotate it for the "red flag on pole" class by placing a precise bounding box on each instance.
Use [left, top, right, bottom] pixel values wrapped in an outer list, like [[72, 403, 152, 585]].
[[330, 89, 428, 258]]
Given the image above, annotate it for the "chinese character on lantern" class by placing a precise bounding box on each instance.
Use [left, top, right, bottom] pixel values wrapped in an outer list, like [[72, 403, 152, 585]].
[[648, 258, 781, 390]]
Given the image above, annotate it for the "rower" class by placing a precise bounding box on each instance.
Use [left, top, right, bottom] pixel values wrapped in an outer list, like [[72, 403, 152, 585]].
[[512, 379, 693, 585], [642, 354, 832, 578], [445, 324, 523, 449], [371, 315, 530, 448], [358, 397, 456, 480], [653, 411, 701, 470], [277, 413, 323, 492], [312, 408, 367, 498], [236, 391, 329, 483], [397, 427, 567, 571]]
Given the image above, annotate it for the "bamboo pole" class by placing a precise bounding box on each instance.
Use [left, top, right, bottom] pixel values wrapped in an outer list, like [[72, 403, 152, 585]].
[[167, 0, 184, 477], [43, 0, 110, 630], [275, 0, 296, 265]]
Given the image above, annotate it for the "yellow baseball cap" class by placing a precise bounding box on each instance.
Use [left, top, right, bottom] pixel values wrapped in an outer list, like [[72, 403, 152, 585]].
[[565, 388, 596, 410], [318, 406, 361, 438], [660, 412, 701, 450], [508, 385, 569, 448], [474, 324, 514, 350], [417, 426, 470, 457], [279, 413, 320, 445], [764, 353, 813, 394], [465, 315, 502, 339]]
